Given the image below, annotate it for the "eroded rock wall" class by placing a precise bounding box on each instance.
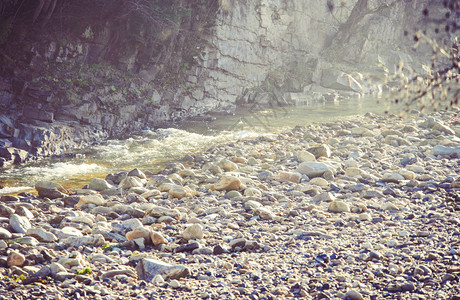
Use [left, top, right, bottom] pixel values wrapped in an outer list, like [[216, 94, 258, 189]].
[[195, 0, 441, 107], [0, 0, 452, 165]]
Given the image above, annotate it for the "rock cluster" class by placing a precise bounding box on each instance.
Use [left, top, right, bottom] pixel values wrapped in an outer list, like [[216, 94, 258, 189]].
[[0, 109, 459, 299]]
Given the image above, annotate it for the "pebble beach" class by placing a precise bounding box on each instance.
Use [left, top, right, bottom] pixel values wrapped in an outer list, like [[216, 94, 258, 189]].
[[0, 108, 459, 300]]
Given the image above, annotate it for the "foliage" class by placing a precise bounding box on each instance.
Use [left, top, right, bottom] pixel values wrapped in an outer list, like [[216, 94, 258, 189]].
[[3, 274, 27, 282], [382, 1, 459, 113], [0, 0, 220, 86], [76, 268, 93, 275]]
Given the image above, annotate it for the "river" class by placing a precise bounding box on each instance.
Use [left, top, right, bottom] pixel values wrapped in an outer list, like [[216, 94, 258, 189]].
[[0, 96, 402, 195]]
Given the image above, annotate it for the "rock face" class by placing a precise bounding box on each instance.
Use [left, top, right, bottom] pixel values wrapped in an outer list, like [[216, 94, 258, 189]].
[[0, 0, 435, 164]]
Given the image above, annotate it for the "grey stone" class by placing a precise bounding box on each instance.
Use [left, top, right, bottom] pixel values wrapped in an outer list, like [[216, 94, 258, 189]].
[[88, 178, 113, 191], [9, 213, 31, 234], [433, 145, 460, 157], [136, 258, 190, 281], [0, 227, 12, 239], [296, 162, 335, 178]]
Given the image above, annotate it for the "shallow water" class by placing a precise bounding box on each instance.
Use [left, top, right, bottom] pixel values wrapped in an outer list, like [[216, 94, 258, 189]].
[[0, 96, 401, 195]]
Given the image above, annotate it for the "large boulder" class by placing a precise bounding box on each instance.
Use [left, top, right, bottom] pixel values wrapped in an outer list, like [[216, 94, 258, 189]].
[[35, 181, 67, 194], [321, 69, 362, 92]]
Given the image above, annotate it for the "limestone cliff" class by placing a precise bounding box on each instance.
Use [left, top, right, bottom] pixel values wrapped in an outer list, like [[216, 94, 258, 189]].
[[0, 0, 454, 165]]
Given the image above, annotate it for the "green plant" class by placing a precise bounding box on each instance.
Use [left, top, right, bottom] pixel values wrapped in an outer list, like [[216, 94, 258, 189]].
[[3, 274, 26, 282], [76, 268, 92, 275]]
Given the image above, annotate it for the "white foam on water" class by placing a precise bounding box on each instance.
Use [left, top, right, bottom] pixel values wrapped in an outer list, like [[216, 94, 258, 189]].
[[88, 128, 270, 169], [3, 162, 105, 181], [0, 186, 34, 195]]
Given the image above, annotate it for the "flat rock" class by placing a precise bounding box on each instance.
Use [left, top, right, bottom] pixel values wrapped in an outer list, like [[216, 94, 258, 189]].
[[345, 290, 364, 300], [120, 176, 145, 190], [182, 224, 204, 240], [7, 250, 25, 267], [27, 228, 58, 242], [150, 231, 168, 246], [297, 151, 316, 162], [136, 258, 190, 281], [169, 185, 188, 199], [75, 194, 106, 208], [296, 162, 335, 178], [62, 234, 105, 247], [35, 181, 66, 193], [307, 144, 331, 159], [9, 213, 31, 234], [88, 178, 113, 191], [0, 227, 12, 239], [126, 227, 151, 242], [128, 168, 146, 179], [211, 176, 242, 191], [433, 145, 460, 157], [328, 201, 350, 213]]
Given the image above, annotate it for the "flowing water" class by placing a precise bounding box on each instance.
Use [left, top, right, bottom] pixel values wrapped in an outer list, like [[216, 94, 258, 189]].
[[0, 96, 402, 195]]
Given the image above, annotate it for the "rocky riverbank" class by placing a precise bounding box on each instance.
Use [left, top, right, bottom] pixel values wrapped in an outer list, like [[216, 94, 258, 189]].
[[0, 109, 459, 299]]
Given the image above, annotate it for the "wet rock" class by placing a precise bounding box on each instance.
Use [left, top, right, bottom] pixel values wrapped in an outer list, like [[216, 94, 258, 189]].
[[9, 213, 31, 234], [136, 259, 190, 281]]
